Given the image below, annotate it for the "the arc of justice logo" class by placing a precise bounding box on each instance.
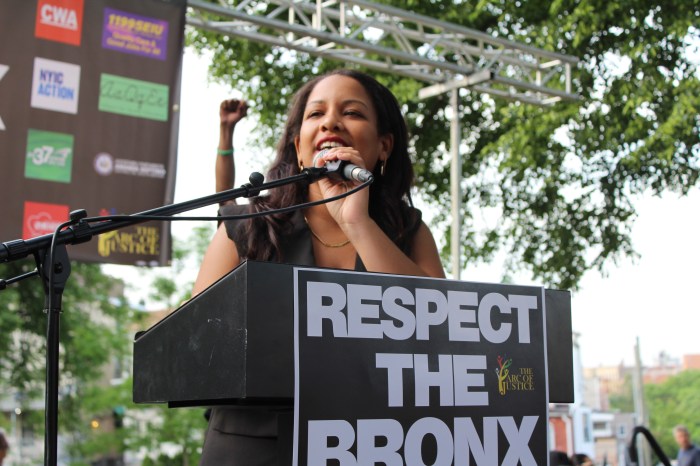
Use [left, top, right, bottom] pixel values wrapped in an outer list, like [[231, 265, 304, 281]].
[[495, 355, 535, 396]]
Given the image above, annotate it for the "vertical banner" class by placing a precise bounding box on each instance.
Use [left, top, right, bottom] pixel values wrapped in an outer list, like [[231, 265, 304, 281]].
[[294, 269, 549, 465], [0, 0, 186, 265]]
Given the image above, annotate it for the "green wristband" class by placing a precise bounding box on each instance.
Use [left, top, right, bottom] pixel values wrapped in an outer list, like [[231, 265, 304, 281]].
[[217, 148, 234, 156]]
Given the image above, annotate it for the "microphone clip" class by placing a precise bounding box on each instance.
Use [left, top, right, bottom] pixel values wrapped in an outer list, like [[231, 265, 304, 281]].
[[301, 166, 329, 182]]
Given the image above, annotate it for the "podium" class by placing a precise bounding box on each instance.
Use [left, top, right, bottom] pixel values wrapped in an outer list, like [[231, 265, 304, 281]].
[[133, 261, 573, 464], [133, 260, 573, 406]]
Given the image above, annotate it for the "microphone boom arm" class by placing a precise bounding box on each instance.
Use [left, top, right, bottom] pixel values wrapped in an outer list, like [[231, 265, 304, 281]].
[[0, 169, 331, 264]]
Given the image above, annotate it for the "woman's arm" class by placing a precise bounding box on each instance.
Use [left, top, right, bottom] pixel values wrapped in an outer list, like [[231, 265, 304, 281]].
[[345, 219, 445, 279], [192, 223, 240, 296], [216, 99, 248, 195], [409, 221, 446, 278], [310, 149, 444, 279]]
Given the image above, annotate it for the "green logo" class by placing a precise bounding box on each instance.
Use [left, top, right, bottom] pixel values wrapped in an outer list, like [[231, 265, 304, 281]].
[[25, 129, 74, 183], [99, 73, 169, 121]]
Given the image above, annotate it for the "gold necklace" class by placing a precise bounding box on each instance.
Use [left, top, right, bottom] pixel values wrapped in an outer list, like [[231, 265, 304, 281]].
[[304, 217, 351, 248]]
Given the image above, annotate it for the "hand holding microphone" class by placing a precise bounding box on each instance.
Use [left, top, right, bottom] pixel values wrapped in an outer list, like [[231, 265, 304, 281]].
[[312, 149, 374, 183]]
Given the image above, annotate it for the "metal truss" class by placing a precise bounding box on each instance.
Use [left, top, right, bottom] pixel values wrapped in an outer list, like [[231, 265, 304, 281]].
[[186, 0, 580, 106]]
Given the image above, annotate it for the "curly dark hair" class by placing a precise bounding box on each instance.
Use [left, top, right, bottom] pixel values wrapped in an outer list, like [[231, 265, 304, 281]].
[[243, 69, 418, 261]]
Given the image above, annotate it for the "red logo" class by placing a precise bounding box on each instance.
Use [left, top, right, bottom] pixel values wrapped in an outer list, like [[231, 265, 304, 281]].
[[35, 0, 84, 46], [23, 201, 69, 239]]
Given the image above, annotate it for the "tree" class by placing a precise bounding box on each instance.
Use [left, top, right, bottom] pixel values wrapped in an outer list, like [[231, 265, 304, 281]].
[[646, 370, 700, 460], [145, 223, 214, 309], [608, 372, 635, 413], [0, 258, 136, 462], [0, 223, 215, 463], [188, 0, 700, 289], [73, 377, 205, 466]]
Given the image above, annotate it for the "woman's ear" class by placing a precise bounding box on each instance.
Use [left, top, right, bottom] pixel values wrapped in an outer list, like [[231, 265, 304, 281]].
[[379, 133, 394, 163], [294, 136, 302, 168]]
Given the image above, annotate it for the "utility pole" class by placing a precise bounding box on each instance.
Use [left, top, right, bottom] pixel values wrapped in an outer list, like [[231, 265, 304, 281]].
[[417, 70, 491, 278], [449, 89, 461, 278], [632, 337, 651, 466]]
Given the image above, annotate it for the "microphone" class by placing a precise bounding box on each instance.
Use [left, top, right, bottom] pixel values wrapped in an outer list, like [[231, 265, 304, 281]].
[[312, 149, 374, 183]]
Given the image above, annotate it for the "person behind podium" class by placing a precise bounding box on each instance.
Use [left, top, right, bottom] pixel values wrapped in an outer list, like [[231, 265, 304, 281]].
[[193, 69, 445, 464]]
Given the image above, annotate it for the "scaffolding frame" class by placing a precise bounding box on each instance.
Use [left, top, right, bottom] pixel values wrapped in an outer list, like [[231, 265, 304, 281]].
[[186, 0, 581, 277]]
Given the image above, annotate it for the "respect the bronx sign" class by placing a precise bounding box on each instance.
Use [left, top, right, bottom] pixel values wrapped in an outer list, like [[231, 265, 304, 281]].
[[293, 268, 549, 466]]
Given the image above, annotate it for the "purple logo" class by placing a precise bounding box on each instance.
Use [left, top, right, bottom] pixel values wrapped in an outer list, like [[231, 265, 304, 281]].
[[102, 8, 168, 60]]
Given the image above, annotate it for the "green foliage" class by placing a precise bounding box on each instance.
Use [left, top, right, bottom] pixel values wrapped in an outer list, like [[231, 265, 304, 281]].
[[646, 370, 700, 459], [0, 257, 137, 464], [187, 0, 700, 289], [0, 222, 215, 463], [608, 373, 635, 413], [129, 401, 206, 466], [63, 381, 131, 462], [145, 223, 214, 308], [67, 378, 205, 466], [0, 259, 133, 396]]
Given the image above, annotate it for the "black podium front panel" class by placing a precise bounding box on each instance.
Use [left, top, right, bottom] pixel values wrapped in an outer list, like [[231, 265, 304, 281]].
[[133, 261, 573, 406]]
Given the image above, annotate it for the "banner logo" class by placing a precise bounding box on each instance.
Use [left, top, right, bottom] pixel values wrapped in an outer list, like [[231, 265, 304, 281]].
[[35, 0, 84, 46], [93, 152, 166, 179], [496, 355, 513, 395], [102, 8, 168, 60], [31, 57, 81, 114], [496, 356, 535, 396], [94, 152, 114, 176], [99, 73, 169, 121], [25, 129, 74, 183], [0, 64, 7, 130], [23, 201, 69, 239], [98, 227, 160, 258]]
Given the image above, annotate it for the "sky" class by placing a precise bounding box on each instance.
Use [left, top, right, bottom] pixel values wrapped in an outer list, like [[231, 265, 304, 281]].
[[113, 48, 699, 370]]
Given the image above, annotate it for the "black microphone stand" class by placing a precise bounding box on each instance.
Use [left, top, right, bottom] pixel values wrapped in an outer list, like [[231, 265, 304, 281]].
[[0, 168, 332, 466]]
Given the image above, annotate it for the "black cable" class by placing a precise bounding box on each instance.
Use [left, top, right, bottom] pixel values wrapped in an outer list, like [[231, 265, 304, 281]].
[[79, 178, 372, 224]]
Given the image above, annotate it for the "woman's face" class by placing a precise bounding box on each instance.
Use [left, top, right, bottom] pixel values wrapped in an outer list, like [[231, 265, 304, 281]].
[[294, 75, 393, 172]]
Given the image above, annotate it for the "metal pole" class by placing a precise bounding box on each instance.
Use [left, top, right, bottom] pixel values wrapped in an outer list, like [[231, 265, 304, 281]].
[[450, 89, 462, 279], [12, 394, 22, 463], [11, 407, 18, 463], [633, 337, 651, 466]]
